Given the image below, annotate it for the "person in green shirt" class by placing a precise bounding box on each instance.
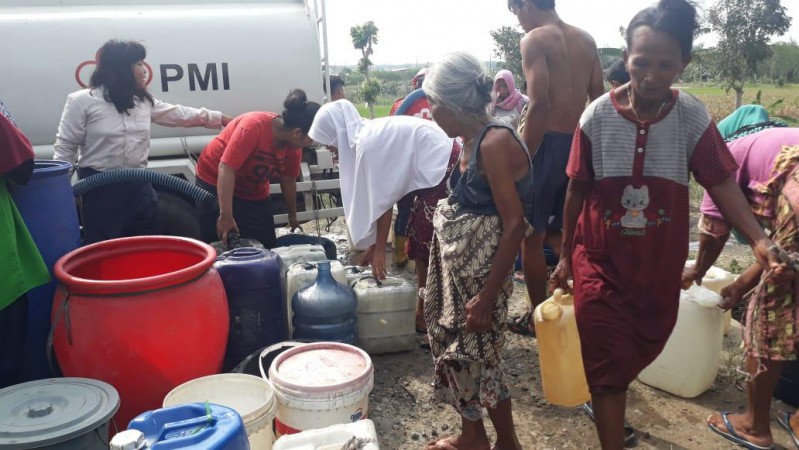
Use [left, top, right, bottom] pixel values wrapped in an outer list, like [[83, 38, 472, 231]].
[[0, 109, 50, 388]]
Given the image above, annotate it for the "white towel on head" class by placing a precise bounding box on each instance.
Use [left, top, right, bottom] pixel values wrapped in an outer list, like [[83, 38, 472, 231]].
[[309, 100, 453, 250]]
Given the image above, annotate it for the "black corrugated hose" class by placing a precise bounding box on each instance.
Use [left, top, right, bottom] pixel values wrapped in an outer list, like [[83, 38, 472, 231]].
[[71, 168, 218, 210]]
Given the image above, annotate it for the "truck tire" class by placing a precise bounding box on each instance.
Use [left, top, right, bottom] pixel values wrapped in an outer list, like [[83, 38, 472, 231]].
[[157, 191, 203, 240]]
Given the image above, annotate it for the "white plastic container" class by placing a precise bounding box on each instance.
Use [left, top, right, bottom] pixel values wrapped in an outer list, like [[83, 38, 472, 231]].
[[274, 245, 327, 280], [268, 342, 374, 437], [353, 277, 416, 354], [286, 261, 348, 337], [638, 285, 725, 398], [686, 260, 736, 335], [272, 419, 379, 450], [344, 266, 372, 287], [163, 373, 277, 450]]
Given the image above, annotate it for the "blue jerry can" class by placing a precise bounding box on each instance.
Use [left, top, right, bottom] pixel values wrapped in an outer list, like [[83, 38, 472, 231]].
[[123, 403, 250, 449]]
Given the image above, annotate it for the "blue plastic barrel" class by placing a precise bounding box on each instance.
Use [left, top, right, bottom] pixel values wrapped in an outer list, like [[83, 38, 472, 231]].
[[292, 260, 358, 343], [126, 403, 249, 449], [10, 160, 80, 380], [214, 248, 285, 371]]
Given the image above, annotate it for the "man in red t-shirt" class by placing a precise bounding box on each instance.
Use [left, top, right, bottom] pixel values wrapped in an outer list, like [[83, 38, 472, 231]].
[[195, 91, 319, 248]]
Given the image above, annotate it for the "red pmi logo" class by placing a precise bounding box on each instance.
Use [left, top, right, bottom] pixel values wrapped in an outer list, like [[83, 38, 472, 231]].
[[74, 51, 153, 88]]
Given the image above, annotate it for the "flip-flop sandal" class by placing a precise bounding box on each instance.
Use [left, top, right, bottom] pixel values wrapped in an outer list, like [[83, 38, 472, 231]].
[[707, 411, 775, 450], [777, 411, 799, 449], [506, 312, 535, 337], [582, 402, 637, 448]]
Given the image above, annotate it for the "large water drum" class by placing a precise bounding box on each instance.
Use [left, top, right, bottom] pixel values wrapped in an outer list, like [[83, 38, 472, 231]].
[[51, 236, 229, 428], [10, 160, 80, 381]]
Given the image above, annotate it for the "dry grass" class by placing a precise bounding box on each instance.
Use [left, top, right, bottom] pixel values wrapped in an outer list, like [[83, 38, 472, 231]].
[[681, 83, 799, 124]]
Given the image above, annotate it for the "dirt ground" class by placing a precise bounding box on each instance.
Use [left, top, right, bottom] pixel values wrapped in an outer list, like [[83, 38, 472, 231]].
[[303, 215, 796, 450]]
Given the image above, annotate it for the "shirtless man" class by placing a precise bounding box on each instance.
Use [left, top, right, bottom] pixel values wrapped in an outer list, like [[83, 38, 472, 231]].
[[508, 0, 605, 334]]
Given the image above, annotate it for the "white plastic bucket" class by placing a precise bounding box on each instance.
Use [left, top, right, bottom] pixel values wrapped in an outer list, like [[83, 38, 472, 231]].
[[266, 342, 374, 437], [163, 373, 277, 450]]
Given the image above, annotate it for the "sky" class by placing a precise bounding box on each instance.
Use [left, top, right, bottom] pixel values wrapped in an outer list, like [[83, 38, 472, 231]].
[[324, 0, 799, 67]]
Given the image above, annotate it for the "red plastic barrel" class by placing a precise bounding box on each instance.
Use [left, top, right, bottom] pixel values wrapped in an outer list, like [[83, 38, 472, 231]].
[[51, 236, 229, 429]]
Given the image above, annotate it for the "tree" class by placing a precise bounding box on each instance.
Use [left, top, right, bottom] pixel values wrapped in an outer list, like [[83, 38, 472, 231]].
[[490, 26, 524, 88], [769, 41, 799, 84], [708, 0, 791, 108], [350, 21, 379, 78], [350, 21, 379, 117], [359, 79, 382, 118]]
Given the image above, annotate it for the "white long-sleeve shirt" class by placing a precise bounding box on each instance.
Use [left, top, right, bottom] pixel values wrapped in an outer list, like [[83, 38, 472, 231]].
[[53, 88, 223, 171]]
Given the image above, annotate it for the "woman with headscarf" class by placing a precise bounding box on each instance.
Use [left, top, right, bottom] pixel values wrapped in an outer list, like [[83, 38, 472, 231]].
[[489, 69, 528, 129], [307, 99, 454, 280]]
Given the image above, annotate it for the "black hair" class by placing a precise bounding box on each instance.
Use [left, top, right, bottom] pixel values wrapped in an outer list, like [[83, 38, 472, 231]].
[[625, 0, 699, 59], [507, 0, 555, 12], [90, 40, 154, 114], [324, 75, 345, 94], [282, 89, 321, 135], [605, 59, 630, 84]]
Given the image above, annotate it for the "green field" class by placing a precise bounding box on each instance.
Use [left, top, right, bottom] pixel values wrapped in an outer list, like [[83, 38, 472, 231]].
[[355, 104, 393, 118], [354, 84, 799, 124]]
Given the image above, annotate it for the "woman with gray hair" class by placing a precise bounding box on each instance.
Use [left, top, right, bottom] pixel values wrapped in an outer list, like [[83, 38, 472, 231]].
[[423, 51, 532, 450]]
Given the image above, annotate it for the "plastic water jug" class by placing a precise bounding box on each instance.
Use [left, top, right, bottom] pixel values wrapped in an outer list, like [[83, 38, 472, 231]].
[[353, 277, 416, 354], [118, 403, 249, 450], [285, 261, 347, 338], [638, 285, 725, 398], [292, 261, 357, 343], [272, 419, 379, 450], [344, 266, 372, 287], [273, 245, 327, 281], [686, 260, 736, 335], [211, 237, 264, 256], [533, 289, 590, 407], [215, 248, 285, 371]]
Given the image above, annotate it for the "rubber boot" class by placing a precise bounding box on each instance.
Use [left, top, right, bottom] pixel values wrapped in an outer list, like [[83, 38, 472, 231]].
[[393, 236, 408, 267]]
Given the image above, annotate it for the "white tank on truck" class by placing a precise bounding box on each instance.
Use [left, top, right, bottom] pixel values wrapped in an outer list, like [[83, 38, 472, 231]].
[[0, 0, 342, 232]]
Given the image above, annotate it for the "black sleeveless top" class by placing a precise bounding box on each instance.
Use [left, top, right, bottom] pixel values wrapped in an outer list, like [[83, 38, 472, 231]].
[[448, 122, 533, 217]]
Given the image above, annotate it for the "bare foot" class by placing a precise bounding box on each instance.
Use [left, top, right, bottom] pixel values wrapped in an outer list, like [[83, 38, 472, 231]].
[[707, 412, 773, 449], [426, 435, 491, 450]]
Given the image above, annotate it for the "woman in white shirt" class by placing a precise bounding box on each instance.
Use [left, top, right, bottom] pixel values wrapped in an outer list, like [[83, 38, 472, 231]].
[[54, 39, 231, 244]]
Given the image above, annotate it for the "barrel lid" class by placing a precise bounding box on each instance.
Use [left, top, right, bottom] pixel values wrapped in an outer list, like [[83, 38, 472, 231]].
[[0, 378, 120, 449], [270, 343, 373, 394]]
